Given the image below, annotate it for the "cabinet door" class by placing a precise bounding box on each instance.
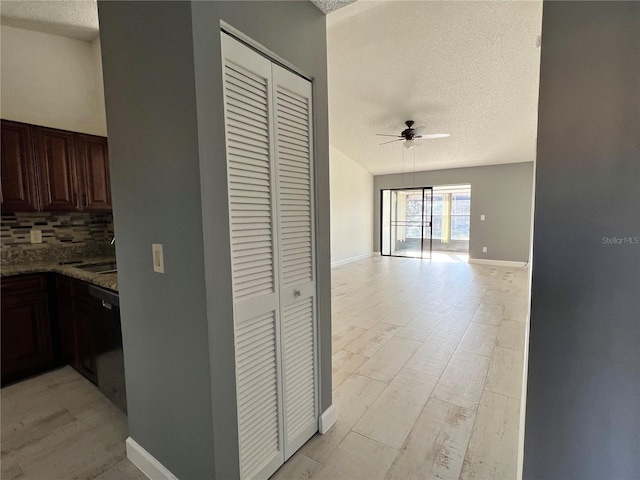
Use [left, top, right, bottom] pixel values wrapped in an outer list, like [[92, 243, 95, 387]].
[[1, 120, 39, 212], [76, 134, 111, 212], [74, 297, 97, 384], [1, 275, 53, 385], [34, 127, 80, 212], [56, 276, 78, 367]]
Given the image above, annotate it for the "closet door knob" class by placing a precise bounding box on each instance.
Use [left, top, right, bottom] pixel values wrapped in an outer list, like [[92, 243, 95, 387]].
[[294, 289, 302, 297]]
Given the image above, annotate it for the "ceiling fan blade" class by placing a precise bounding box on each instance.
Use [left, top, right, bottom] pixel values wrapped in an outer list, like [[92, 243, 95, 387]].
[[418, 133, 450, 139], [413, 139, 423, 147], [413, 126, 426, 136], [376, 134, 402, 137], [380, 139, 404, 145], [403, 140, 415, 150]]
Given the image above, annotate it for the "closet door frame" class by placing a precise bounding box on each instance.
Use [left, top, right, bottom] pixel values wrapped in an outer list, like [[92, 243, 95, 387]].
[[221, 31, 320, 480], [221, 33, 285, 480]]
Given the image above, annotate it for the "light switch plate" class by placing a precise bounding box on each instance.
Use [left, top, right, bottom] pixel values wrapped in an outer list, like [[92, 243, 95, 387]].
[[152, 244, 164, 273], [481, 214, 486, 221], [30, 229, 43, 244], [483, 246, 488, 253]]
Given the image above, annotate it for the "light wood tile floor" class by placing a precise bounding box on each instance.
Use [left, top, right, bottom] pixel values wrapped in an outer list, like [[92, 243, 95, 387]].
[[1, 255, 529, 480], [281, 255, 530, 480], [1, 366, 145, 480]]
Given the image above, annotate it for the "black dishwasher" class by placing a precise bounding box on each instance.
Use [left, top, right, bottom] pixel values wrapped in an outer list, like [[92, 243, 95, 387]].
[[89, 285, 127, 414]]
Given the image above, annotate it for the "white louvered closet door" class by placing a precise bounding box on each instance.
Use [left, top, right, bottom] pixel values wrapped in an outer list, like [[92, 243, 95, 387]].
[[222, 34, 285, 480], [272, 64, 318, 460], [222, 33, 318, 480]]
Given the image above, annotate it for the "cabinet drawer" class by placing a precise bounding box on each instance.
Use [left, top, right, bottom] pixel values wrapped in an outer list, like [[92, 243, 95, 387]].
[[1, 274, 47, 296], [56, 274, 91, 300]]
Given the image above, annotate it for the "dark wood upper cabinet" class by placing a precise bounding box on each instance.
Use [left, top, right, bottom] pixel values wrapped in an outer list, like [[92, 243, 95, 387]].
[[76, 134, 111, 212], [1, 120, 40, 212], [34, 127, 80, 212], [1, 120, 111, 213]]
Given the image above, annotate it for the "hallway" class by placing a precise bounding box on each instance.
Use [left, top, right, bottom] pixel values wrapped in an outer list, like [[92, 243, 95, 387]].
[[276, 255, 529, 479]]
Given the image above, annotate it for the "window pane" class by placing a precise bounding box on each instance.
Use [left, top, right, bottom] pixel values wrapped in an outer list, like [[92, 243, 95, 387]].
[[451, 215, 470, 240], [432, 194, 444, 215], [451, 193, 470, 215], [431, 215, 443, 239]]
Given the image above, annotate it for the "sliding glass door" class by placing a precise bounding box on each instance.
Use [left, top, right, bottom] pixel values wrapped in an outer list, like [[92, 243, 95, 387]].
[[381, 188, 433, 259]]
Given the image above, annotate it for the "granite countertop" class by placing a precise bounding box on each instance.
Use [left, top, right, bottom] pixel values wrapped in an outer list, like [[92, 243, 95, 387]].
[[1, 256, 118, 291]]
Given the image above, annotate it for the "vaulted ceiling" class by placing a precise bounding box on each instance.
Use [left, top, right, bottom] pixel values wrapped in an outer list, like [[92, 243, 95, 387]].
[[327, 1, 543, 175], [1, 0, 543, 176]]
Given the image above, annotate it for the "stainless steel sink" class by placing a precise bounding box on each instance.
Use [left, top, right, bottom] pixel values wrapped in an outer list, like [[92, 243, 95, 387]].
[[77, 262, 118, 273]]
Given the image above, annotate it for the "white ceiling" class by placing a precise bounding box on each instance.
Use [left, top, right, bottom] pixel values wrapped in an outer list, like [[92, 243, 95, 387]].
[[0, 0, 98, 41], [327, 0, 543, 175], [0, 0, 351, 40], [1, 1, 542, 176], [311, 0, 359, 14]]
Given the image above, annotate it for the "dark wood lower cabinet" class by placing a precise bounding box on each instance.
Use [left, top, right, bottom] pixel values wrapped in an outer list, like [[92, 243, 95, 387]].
[[55, 275, 97, 384], [1, 274, 54, 385], [1, 274, 102, 387], [74, 297, 97, 383], [56, 276, 76, 366]]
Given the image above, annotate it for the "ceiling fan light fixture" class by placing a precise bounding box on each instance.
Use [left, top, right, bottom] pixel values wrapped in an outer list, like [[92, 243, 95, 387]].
[[377, 120, 450, 146]]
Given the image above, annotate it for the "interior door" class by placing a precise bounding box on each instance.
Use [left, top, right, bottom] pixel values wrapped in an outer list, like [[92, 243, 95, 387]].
[[222, 33, 284, 480], [223, 32, 318, 479], [272, 63, 318, 460]]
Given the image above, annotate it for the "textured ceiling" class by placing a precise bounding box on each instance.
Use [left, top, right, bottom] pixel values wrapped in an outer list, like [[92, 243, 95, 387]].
[[0, 0, 356, 39], [0, 0, 98, 41], [1, 0, 542, 176], [327, 1, 543, 175], [310, 0, 358, 14]]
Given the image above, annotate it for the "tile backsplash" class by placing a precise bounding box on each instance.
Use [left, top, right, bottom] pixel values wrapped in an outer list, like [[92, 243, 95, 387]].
[[1, 212, 114, 251]]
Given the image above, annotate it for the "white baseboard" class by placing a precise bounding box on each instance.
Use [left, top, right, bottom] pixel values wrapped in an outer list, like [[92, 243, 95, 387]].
[[126, 437, 178, 480], [331, 252, 373, 268], [468, 258, 528, 268], [319, 405, 337, 434]]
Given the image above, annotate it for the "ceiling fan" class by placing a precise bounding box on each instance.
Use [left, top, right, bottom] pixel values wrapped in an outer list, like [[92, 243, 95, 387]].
[[377, 120, 450, 149]]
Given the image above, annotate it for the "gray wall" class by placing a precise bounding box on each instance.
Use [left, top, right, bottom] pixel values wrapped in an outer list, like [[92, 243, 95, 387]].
[[524, 2, 640, 479], [374, 162, 534, 262], [98, 2, 330, 479], [98, 3, 215, 478]]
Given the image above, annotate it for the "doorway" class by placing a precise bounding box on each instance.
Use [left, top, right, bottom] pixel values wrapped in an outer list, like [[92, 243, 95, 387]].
[[381, 185, 471, 260], [381, 187, 433, 259]]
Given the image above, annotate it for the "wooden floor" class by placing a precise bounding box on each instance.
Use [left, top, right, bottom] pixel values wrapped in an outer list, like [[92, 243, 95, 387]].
[[275, 255, 529, 480], [1, 366, 145, 480], [1, 255, 529, 480]]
